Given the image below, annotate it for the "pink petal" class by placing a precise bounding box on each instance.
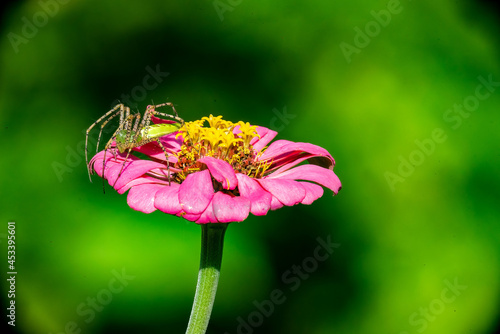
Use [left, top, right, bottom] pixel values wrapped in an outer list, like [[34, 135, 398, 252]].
[[258, 140, 335, 169], [299, 182, 324, 205], [151, 114, 178, 125], [196, 204, 218, 224], [251, 126, 278, 153], [256, 139, 293, 160], [199, 156, 237, 190], [257, 179, 306, 207], [270, 196, 284, 210], [147, 167, 182, 180], [117, 176, 171, 194], [107, 159, 168, 190], [154, 183, 182, 214], [133, 143, 177, 163], [91, 150, 132, 178], [126, 184, 164, 213], [178, 170, 214, 214], [179, 212, 202, 222], [236, 173, 271, 216], [264, 154, 316, 175], [212, 192, 251, 223], [266, 164, 341, 195]]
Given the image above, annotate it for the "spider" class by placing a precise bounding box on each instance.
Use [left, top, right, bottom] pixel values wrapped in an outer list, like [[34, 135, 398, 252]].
[[85, 102, 184, 192]]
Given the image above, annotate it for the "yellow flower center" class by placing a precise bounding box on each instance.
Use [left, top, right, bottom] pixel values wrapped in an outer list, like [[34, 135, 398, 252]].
[[174, 115, 271, 182]]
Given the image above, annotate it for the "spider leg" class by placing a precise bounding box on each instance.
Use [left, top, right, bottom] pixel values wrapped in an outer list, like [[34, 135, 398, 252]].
[[144, 106, 177, 185], [149, 104, 183, 185], [85, 103, 124, 181], [141, 105, 154, 138], [152, 111, 184, 124], [150, 103, 188, 140], [112, 147, 133, 189], [151, 102, 200, 160], [150, 102, 183, 123], [122, 113, 140, 148], [101, 115, 129, 193], [152, 102, 179, 117], [155, 138, 172, 186], [112, 113, 142, 188], [96, 105, 126, 154], [154, 103, 198, 157]]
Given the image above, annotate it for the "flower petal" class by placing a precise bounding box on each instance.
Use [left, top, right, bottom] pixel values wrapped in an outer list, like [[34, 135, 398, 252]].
[[299, 182, 324, 205], [212, 192, 251, 223], [270, 196, 284, 210], [133, 133, 181, 162], [127, 184, 164, 213], [258, 140, 335, 170], [179, 212, 202, 222], [196, 204, 218, 224], [133, 143, 177, 163], [251, 126, 278, 153], [257, 179, 306, 207], [178, 170, 214, 214], [236, 173, 271, 216], [266, 164, 341, 194], [107, 159, 168, 190], [199, 156, 237, 190], [116, 175, 172, 195], [154, 183, 182, 214], [258, 139, 293, 156], [150, 114, 178, 125], [90, 150, 132, 178]]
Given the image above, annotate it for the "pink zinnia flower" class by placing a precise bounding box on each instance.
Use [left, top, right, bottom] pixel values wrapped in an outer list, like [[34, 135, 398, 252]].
[[89, 114, 341, 223]]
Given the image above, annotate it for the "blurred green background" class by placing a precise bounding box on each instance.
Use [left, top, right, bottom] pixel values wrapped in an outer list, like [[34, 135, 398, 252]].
[[1, 0, 500, 333]]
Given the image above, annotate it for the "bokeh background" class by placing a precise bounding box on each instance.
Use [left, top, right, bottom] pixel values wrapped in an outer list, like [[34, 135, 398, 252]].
[[1, 0, 500, 333]]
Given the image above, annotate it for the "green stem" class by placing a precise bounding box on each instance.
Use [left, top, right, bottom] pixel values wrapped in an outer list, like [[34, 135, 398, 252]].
[[185, 223, 228, 334]]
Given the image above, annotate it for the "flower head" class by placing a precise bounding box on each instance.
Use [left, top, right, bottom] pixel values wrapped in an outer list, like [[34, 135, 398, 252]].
[[89, 114, 341, 223]]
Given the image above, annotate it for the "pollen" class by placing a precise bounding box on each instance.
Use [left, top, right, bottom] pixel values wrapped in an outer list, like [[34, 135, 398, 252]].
[[174, 115, 269, 182]]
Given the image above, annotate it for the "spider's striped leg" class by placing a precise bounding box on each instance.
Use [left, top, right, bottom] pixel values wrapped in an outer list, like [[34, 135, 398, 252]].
[[112, 113, 142, 189], [150, 105, 185, 140], [119, 103, 128, 125], [153, 102, 179, 116], [142, 105, 155, 137], [146, 105, 180, 185], [153, 111, 184, 124], [99, 117, 129, 194], [155, 138, 173, 186], [95, 105, 127, 156], [85, 103, 124, 181], [152, 102, 183, 124], [154, 104, 197, 155], [151, 102, 186, 136]]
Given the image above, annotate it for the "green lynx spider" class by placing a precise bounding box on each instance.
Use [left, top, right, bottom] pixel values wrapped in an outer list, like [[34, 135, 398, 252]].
[[85, 102, 184, 192]]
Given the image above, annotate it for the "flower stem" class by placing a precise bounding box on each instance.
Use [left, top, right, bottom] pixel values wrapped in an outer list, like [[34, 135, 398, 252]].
[[185, 223, 228, 334]]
